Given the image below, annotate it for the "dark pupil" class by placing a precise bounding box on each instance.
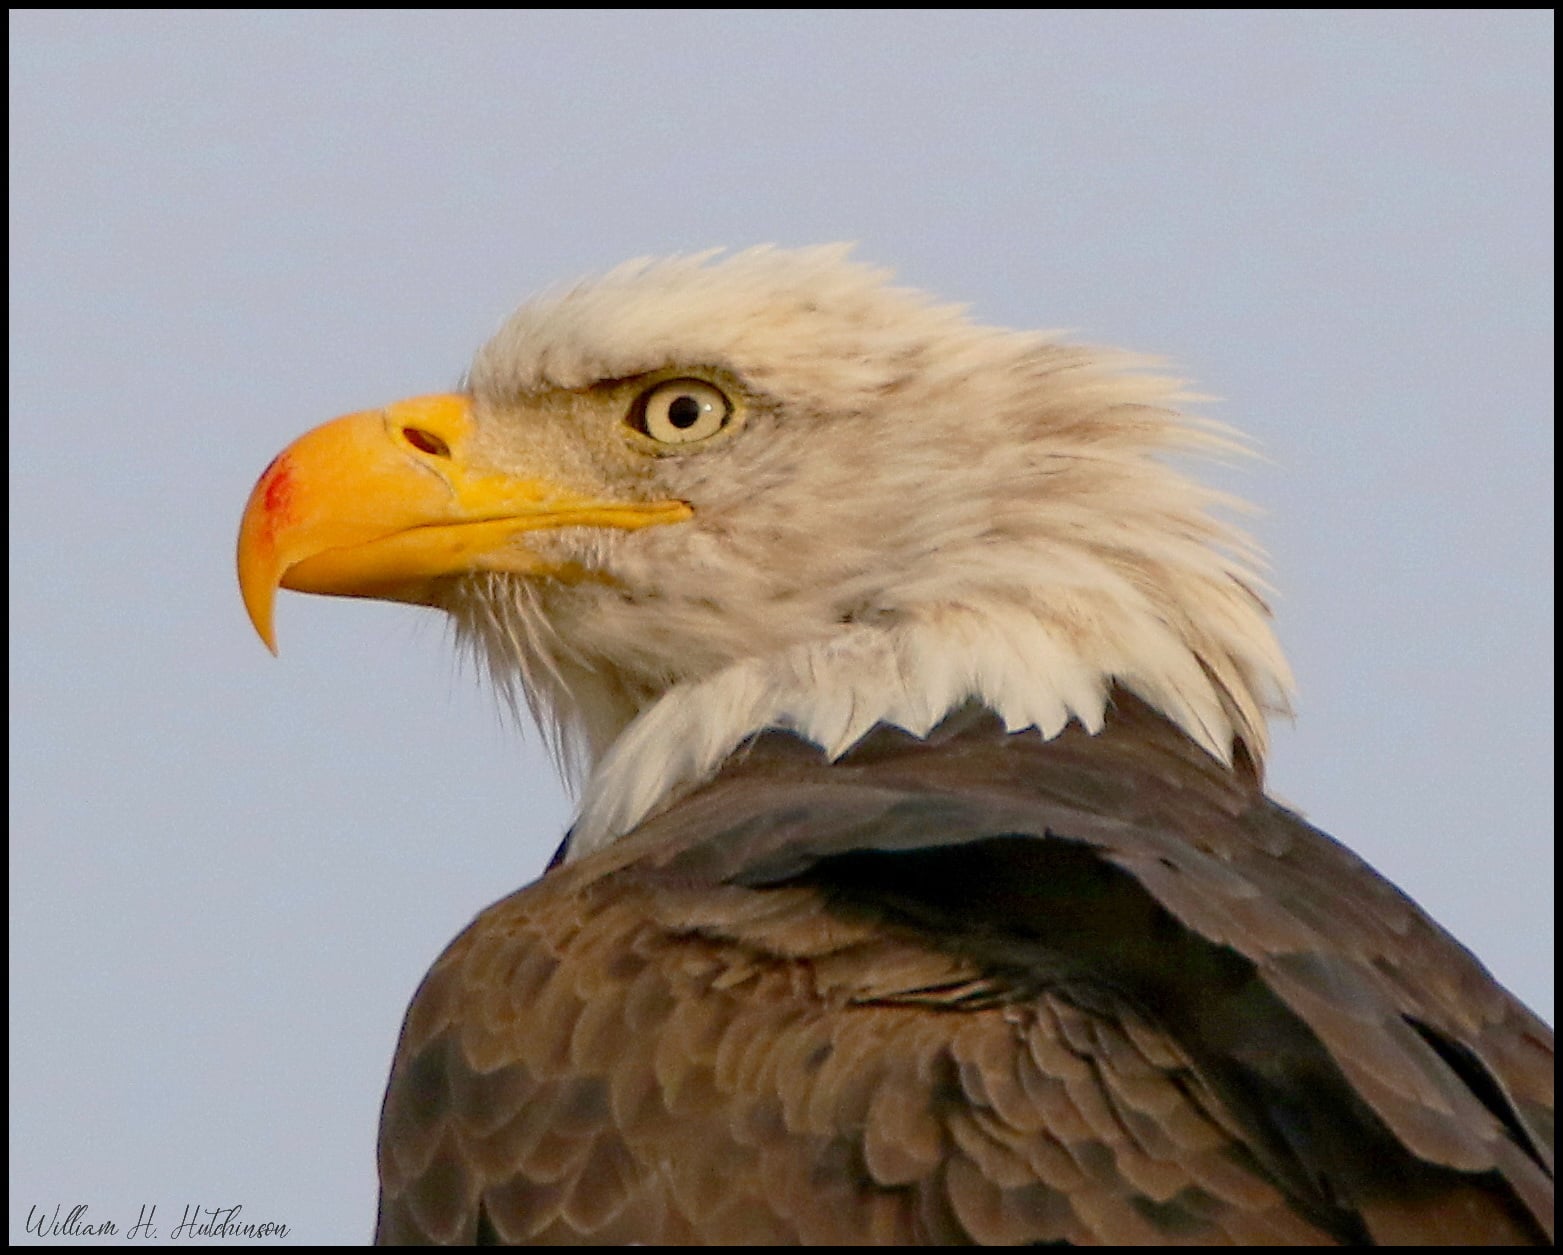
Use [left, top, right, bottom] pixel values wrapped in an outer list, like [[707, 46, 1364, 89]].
[[667, 395, 703, 429]]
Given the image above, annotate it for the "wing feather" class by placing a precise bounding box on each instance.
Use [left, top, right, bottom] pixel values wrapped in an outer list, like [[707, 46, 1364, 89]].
[[375, 694, 1552, 1244]]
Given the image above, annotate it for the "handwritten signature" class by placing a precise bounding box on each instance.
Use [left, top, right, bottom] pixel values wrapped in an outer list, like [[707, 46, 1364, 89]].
[[24, 1203, 291, 1241]]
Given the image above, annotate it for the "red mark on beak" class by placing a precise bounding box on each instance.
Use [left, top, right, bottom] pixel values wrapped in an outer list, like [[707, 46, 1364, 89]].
[[261, 455, 294, 516], [255, 455, 296, 547]]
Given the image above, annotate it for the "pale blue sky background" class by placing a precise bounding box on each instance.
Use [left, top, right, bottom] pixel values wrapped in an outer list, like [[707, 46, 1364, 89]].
[[10, 10, 1553, 1246]]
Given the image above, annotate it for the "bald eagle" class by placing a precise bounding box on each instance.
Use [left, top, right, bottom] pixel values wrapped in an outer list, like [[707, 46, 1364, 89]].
[[238, 248, 1552, 1245]]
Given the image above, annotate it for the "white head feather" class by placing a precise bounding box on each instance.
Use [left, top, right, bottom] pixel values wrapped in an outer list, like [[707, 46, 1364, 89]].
[[444, 246, 1294, 860]]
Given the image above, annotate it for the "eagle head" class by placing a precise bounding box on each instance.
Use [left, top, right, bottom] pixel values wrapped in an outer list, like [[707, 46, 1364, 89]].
[[238, 246, 1292, 858]]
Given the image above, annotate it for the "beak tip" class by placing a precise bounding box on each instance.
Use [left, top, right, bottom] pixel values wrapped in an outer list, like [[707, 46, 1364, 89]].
[[248, 607, 280, 656], [239, 574, 281, 655], [238, 505, 282, 656]]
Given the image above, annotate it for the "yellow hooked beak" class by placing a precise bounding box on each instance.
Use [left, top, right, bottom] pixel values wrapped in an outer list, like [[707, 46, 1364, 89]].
[[236, 394, 692, 652]]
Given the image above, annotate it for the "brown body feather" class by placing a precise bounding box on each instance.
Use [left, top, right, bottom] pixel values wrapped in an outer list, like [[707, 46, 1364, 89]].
[[375, 695, 1552, 1245]]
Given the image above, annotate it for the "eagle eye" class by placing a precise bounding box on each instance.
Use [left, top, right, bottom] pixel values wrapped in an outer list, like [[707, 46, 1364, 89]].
[[631, 379, 733, 446]]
